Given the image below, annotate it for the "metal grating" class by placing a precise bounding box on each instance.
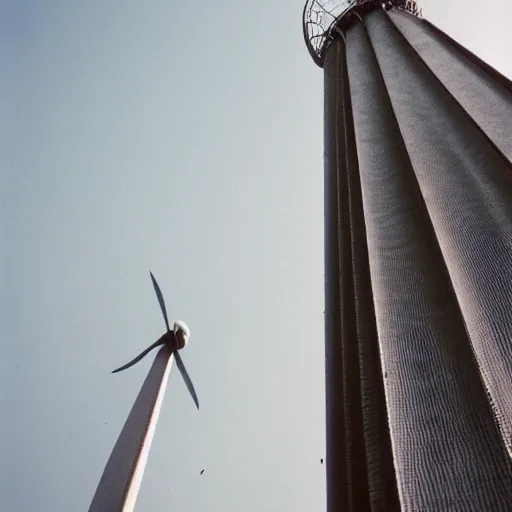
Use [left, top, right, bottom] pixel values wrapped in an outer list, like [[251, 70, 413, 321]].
[[303, 0, 422, 66]]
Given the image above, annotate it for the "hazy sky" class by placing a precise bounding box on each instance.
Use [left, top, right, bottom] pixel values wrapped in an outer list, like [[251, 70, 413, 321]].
[[2, 1, 511, 510]]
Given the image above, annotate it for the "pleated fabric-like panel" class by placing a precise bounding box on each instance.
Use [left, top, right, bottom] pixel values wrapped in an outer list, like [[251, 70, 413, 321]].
[[322, 5, 512, 511], [324, 39, 368, 511], [324, 36, 399, 512], [324, 39, 349, 511], [388, 9, 512, 162], [365, 8, 512, 460], [347, 15, 512, 510]]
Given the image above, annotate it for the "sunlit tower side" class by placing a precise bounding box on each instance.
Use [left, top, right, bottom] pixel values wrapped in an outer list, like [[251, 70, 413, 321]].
[[303, 1, 512, 510], [88, 346, 176, 512]]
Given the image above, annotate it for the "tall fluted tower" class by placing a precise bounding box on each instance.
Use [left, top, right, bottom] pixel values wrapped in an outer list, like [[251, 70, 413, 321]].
[[303, 1, 512, 510]]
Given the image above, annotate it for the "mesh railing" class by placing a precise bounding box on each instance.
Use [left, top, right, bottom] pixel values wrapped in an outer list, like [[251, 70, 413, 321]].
[[303, 0, 422, 66]]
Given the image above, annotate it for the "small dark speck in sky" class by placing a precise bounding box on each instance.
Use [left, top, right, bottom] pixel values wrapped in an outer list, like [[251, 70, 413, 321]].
[[320, 458, 323, 464], [200, 469, 205, 475]]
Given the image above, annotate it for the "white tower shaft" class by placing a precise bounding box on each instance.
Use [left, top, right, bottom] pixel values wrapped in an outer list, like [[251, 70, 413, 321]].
[[89, 346, 174, 512]]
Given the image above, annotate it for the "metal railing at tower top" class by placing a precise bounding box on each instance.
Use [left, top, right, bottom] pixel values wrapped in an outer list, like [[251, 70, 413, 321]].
[[303, 0, 422, 66]]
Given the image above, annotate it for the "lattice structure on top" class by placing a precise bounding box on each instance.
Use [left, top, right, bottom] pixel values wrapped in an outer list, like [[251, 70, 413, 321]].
[[303, 0, 422, 66]]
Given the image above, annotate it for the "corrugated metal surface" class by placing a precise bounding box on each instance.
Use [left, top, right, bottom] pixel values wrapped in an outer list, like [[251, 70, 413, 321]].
[[323, 6, 512, 511]]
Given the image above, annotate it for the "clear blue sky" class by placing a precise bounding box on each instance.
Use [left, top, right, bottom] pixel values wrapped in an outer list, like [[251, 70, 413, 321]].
[[2, 1, 511, 510]]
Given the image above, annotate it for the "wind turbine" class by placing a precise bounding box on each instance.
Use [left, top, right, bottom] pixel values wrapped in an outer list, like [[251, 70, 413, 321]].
[[89, 272, 199, 512], [112, 272, 199, 409]]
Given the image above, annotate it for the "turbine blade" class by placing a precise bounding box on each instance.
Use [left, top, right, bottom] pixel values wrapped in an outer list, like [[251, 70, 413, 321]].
[[150, 271, 170, 332], [174, 350, 199, 410], [112, 339, 165, 373]]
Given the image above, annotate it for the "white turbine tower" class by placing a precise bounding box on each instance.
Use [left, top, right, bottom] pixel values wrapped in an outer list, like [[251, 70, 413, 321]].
[[89, 272, 199, 512]]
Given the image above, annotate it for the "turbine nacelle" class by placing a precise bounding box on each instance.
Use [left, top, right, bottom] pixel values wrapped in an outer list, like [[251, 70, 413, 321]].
[[174, 320, 190, 349]]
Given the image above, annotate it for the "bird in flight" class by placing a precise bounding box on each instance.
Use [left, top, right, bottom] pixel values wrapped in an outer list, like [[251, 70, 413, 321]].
[[112, 271, 199, 410], [200, 470, 205, 475]]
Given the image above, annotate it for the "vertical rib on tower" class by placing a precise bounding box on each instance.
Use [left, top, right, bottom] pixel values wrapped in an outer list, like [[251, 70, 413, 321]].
[[304, 1, 512, 510]]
